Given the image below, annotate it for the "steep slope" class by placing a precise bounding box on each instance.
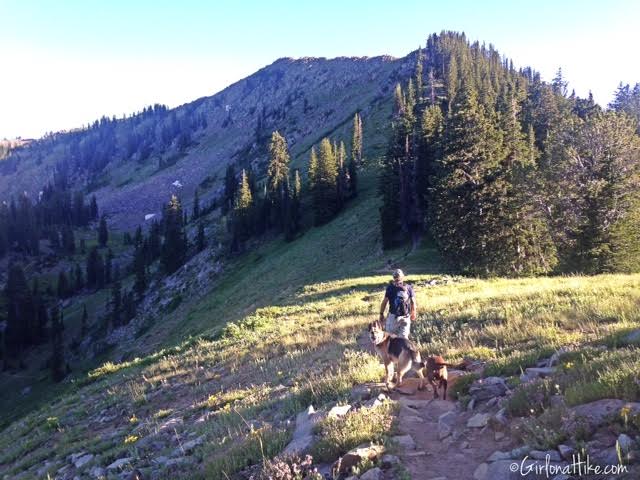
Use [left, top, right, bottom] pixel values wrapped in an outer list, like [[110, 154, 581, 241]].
[[0, 55, 412, 231]]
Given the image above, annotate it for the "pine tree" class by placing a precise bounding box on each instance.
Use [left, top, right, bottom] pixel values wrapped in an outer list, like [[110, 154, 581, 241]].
[[351, 113, 363, 166], [347, 156, 358, 198], [417, 104, 444, 228], [90, 195, 98, 220], [197, 222, 206, 251], [5, 263, 35, 363], [160, 195, 187, 274], [133, 243, 147, 300], [336, 141, 348, 211], [431, 79, 504, 273], [81, 304, 88, 336], [284, 171, 302, 242], [193, 188, 200, 219], [313, 138, 339, 225], [74, 263, 84, 291], [134, 225, 143, 249], [231, 169, 254, 247], [223, 164, 237, 214], [266, 131, 291, 230], [148, 220, 162, 260], [110, 281, 122, 328], [415, 47, 424, 102], [86, 247, 98, 287], [50, 305, 65, 382], [98, 214, 108, 247], [57, 270, 70, 299], [61, 225, 75, 254], [105, 248, 113, 284]]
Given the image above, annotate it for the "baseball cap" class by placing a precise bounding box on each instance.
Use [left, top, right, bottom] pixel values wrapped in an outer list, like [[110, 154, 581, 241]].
[[392, 269, 404, 279]]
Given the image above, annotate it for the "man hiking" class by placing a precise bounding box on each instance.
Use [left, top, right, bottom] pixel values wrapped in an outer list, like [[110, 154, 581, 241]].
[[379, 269, 416, 338]]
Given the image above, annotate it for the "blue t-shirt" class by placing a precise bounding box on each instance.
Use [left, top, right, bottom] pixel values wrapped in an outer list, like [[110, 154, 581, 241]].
[[385, 282, 414, 316]]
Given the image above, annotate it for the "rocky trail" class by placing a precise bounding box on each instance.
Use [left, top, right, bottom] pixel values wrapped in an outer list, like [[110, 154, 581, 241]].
[[390, 380, 515, 480]]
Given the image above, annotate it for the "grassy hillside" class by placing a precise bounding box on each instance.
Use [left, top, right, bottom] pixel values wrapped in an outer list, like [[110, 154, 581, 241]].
[[2, 162, 640, 478]]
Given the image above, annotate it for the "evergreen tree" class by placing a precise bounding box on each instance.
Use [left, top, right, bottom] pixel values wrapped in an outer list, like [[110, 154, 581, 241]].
[[417, 104, 444, 228], [336, 141, 348, 211], [197, 222, 206, 252], [161, 195, 187, 274], [81, 304, 89, 336], [312, 138, 339, 225], [98, 214, 108, 247], [148, 220, 162, 260], [57, 270, 70, 299], [50, 305, 65, 382], [134, 243, 147, 300], [110, 281, 122, 328], [5, 263, 35, 363], [223, 163, 237, 215], [86, 248, 97, 287], [347, 156, 358, 198], [61, 225, 75, 254], [134, 225, 143, 249], [284, 170, 302, 242], [351, 113, 363, 166], [105, 248, 113, 284], [266, 131, 291, 230], [90, 195, 98, 220], [231, 170, 254, 248], [193, 188, 200, 219], [74, 263, 84, 291]]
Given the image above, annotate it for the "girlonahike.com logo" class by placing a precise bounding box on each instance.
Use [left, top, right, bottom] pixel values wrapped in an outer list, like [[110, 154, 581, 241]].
[[509, 453, 628, 477]]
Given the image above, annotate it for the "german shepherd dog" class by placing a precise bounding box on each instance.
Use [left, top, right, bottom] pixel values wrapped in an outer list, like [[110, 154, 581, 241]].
[[368, 320, 425, 390], [424, 355, 449, 399]]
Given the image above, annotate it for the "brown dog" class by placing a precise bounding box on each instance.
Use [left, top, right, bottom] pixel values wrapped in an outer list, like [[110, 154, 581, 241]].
[[424, 355, 449, 399], [368, 320, 425, 390]]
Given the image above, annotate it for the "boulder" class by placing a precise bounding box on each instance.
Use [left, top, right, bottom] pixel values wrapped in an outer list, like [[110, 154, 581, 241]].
[[364, 393, 388, 409], [473, 462, 488, 480], [438, 411, 457, 439], [333, 444, 385, 476], [524, 367, 556, 378], [557, 444, 574, 461], [591, 446, 619, 466], [349, 385, 372, 402], [73, 454, 94, 469], [89, 466, 106, 479], [392, 434, 416, 450], [469, 377, 507, 401], [360, 467, 384, 480], [623, 329, 640, 345], [107, 458, 133, 470], [617, 433, 634, 452], [176, 435, 204, 455], [529, 450, 561, 462], [380, 454, 400, 468], [548, 347, 571, 367], [328, 404, 352, 418], [467, 413, 491, 428], [510, 445, 532, 458], [283, 405, 324, 455], [487, 450, 512, 462], [568, 399, 640, 433]]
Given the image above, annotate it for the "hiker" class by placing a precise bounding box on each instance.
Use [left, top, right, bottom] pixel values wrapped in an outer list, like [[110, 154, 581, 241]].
[[379, 269, 416, 338]]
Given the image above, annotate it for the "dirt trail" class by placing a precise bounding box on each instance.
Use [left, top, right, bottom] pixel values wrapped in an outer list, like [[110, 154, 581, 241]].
[[357, 331, 515, 480], [389, 378, 515, 480]]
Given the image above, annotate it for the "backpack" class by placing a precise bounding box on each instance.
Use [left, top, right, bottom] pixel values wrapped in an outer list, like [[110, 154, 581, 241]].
[[392, 284, 412, 317]]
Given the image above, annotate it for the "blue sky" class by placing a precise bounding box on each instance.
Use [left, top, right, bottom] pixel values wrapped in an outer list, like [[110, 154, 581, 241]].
[[1, 0, 639, 139]]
